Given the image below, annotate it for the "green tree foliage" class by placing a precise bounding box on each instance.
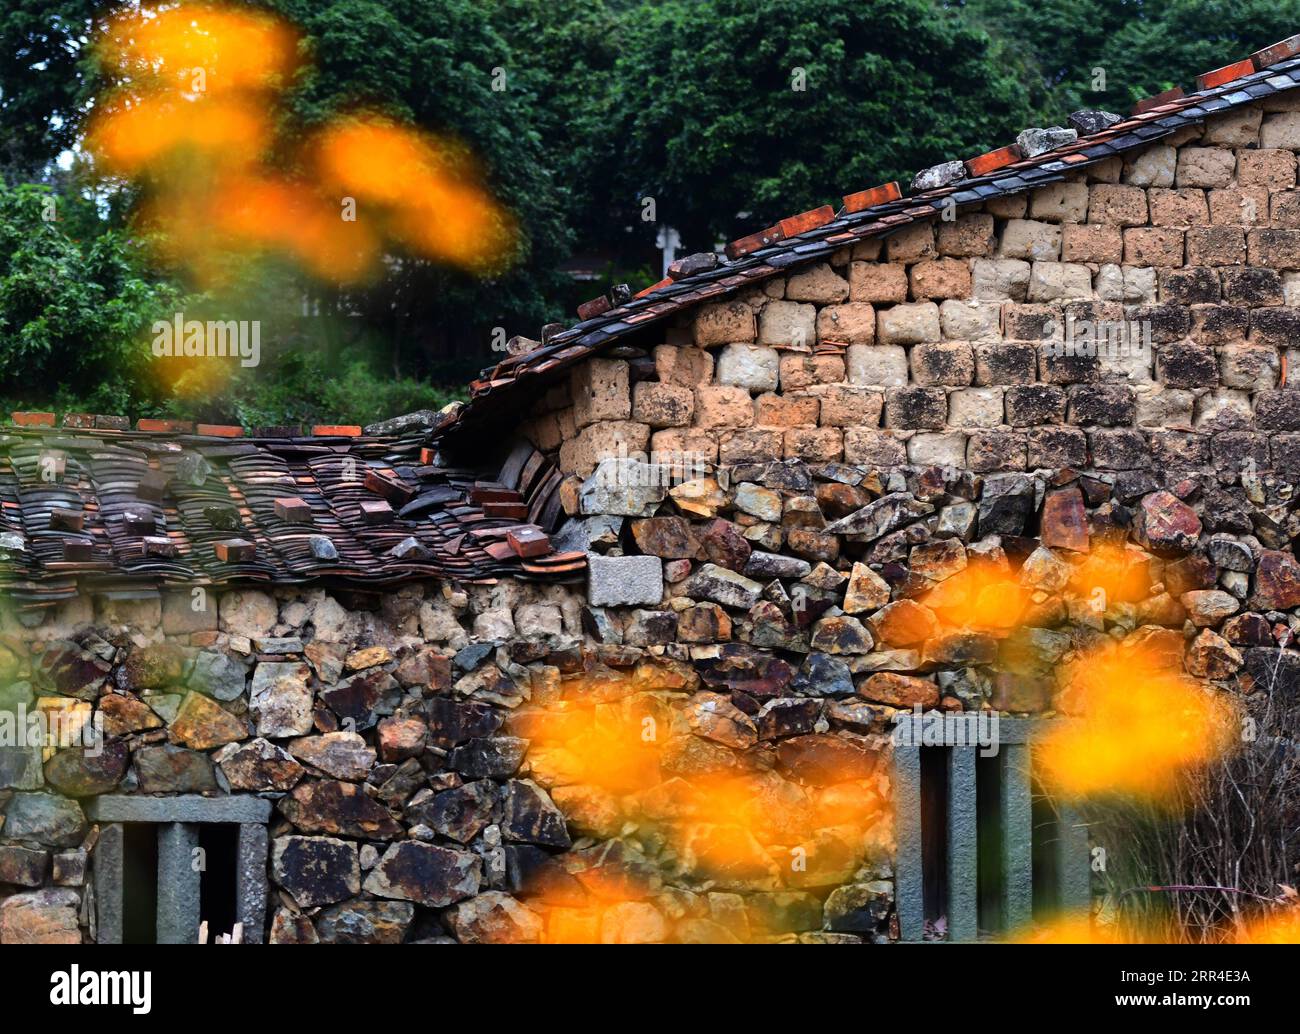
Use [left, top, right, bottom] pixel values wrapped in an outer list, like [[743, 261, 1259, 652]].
[[2, 0, 1299, 422], [588, 0, 1040, 252], [965, 0, 1300, 115], [0, 182, 185, 413], [0, 1, 121, 178]]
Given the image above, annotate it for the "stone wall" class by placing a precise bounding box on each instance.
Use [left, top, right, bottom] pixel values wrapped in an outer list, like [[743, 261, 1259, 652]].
[[2, 441, 1295, 942], [6, 96, 1300, 946], [523, 95, 1300, 482]]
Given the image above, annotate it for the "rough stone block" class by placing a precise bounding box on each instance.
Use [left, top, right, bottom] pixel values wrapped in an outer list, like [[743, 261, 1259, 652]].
[[884, 222, 936, 262], [911, 341, 974, 386], [971, 258, 1031, 300], [1147, 187, 1209, 226], [936, 214, 995, 256], [1027, 261, 1093, 301], [939, 299, 1000, 340], [849, 262, 908, 303], [716, 343, 779, 392], [757, 300, 817, 348], [1123, 227, 1185, 266], [778, 353, 845, 388], [571, 358, 631, 429], [1028, 182, 1089, 223], [884, 387, 947, 429], [1124, 144, 1176, 187], [1175, 147, 1237, 188], [654, 344, 714, 387], [815, 385, 883, 427], [693, 385, 754, 430], [877, 302, 941, 345], [816, 302, 876, 345], [846, 344, 909, 387], [1088, 184, 1148, 226], [997, 219, 1062, 261], [1238, 148, 1296, 189], [785, 262, 849, 303], [908, 258, 972, 300], [1062, 224, 1123, 263], [1186, 226, 1246, 266], [974, 342, 1038, 385], [843, 428, 906, 466], [693, 301, 756, 347], [948, 387, 1005, 427], [632, 382, 694, 428], [907, 432, 967, 467], [588, 555, 664, 607]]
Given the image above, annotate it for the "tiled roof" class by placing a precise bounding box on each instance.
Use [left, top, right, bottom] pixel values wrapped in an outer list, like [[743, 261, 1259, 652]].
[[437, 35, 1300, 445], [0, 417, 581, 612]]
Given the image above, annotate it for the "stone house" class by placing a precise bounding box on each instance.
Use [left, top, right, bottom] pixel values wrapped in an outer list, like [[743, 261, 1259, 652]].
[[4, 38, 1300, 944]]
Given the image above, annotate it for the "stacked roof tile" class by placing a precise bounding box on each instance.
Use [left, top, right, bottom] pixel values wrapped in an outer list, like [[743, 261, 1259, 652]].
[[437, 35, 1300, 444], [0, 419, 582, 612]]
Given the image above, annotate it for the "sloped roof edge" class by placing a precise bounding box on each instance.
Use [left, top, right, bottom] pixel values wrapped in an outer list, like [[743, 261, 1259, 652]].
[[437, 39, 1300, 445]]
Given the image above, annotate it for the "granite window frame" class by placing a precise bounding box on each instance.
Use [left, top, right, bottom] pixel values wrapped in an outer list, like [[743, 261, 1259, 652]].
[[87, 795, 272, 945], [892, 717, 1090, 942]]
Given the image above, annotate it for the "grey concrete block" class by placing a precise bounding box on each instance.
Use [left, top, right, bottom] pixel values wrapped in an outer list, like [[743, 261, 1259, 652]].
[[999, 743, 1033, 935], [84, 794, 273, 824], [237, 823, 268, 944], [1055, 800, 1092, 915], [891, 744, 924, 941], [93, 823, 124, 945], [587, 554, 663, 607], [946, 747, 978, 942], [156, 822, 201, 944]]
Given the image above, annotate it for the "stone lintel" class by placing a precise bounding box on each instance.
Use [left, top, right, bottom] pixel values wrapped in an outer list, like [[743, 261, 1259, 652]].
[[84, 794, 273, 824]]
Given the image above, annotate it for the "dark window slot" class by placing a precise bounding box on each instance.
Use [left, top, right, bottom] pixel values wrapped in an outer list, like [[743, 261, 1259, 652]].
[[198, 823, 240, 941], [121, 823, 158, 945], [976, 753, 1003, 936], [1031, 777, 1062, 919], [919, 746, 949, 925]]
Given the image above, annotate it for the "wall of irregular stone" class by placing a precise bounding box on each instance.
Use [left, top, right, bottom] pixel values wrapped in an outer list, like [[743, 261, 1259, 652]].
[[523, 96, 1300, 482], [6, 96, 1300, 946], [1, 446, 1294, 942]]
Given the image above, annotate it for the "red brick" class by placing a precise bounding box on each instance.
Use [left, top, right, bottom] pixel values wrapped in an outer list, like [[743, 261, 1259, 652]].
[[312, 424, 361, 437], [576, 294, 612, 320], [841, 181, 901, 214], [197, 423, 244, 437], [1196, 58, 1256, 91], [725, 225, 783, 259], [274, 497, 311, 523], [137, 418, 194, 433], [1252, 35, 1300, 70], [50, 508, 83, 532], [214, 538, 256, 563], [965, 144, 1022, 178], [364, 469, 415, 506], [11, 412, 55, 427], [507, 527, 550, 558], [1132, 87, 1185, 115], [61, 413, 94, 429], [63, 539, 94, 562], [635, 277, 673, 298], [778, 205, 835, 239]]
